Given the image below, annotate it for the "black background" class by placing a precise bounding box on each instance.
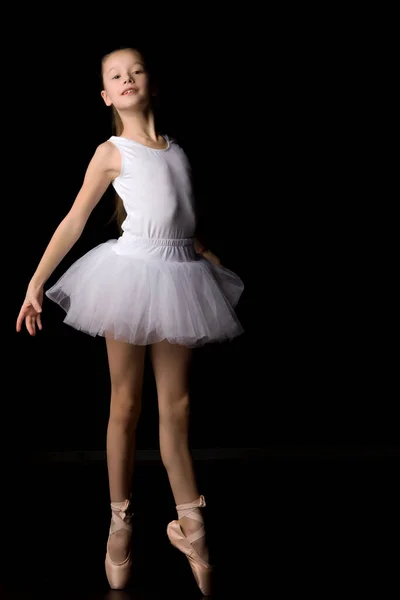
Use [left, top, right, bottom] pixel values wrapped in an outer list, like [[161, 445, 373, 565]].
[[5, 15, 397, 459]]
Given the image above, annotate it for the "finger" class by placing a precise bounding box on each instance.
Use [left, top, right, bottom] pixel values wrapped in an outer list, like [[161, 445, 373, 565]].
[[26, 315, 35, 336], [16, 308, 27, 332], [36, 313, 42, 330], [25, 316, 32, 336]]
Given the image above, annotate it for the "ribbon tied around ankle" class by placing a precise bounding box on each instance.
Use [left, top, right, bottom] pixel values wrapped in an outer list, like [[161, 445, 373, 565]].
[[110, 499, 133, 535]]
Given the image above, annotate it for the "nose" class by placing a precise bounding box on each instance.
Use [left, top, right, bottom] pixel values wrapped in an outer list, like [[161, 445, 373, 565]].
[[124, 74, 134, 84]]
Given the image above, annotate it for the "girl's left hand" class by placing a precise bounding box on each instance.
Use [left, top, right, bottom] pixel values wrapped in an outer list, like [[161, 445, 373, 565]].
[[16, 283, 44, 336], [202, 250, 221, 266]]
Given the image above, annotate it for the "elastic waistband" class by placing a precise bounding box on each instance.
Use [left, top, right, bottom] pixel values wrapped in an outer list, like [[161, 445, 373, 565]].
[[120, 233, 194, 247]]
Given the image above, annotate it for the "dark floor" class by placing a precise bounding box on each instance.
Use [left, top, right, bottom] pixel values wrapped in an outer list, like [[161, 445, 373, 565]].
[[1, 450, 399, 599]]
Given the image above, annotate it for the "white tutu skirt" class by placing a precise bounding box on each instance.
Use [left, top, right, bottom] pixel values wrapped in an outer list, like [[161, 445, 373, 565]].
[[45, 234, 244, 347]]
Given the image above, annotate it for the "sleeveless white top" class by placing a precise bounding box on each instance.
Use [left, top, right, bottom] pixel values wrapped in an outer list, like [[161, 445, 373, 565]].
[[109, 135, 197, 240]]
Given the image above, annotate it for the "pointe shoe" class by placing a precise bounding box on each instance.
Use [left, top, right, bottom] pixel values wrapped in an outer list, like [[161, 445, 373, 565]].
[[167, 495, 213, 596], [105, 497, 133, 590]]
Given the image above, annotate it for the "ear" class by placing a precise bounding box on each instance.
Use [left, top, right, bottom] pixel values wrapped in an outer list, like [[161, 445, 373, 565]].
[[101, 90, 112, 107]]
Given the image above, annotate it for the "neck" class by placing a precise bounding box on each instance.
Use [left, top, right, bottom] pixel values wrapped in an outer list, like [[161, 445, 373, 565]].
[[119, 108, 158, 142]]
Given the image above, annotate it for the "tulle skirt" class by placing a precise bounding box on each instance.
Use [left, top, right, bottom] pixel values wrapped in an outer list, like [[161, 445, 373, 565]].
[[45, 233, 244, 347]]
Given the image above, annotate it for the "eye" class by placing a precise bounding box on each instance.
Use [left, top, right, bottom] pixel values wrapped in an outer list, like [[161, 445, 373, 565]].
[[133, 70, 143, 75], [112, 75, 120, 79]]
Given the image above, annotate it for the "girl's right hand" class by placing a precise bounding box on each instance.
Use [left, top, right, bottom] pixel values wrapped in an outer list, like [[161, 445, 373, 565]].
[[16, 283, 44, 336]]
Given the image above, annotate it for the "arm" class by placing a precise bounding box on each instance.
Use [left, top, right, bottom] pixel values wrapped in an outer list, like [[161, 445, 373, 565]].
[[194, 236, 208, 255], [194, 235, 221, 266], [16, 141, 121, 335], [30, 141, 120, 287]]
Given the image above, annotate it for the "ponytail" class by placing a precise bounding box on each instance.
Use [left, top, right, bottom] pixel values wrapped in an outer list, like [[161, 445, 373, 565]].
[[111, 106, 127, 232]]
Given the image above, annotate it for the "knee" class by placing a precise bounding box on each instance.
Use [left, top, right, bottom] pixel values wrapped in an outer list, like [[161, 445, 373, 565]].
[[109, 385, 142, 426], [159, 393, 190, 428]]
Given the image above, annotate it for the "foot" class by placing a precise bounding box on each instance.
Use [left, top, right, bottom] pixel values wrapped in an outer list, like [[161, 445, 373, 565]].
[[179, 513, 210, 564], [108, 528, 132, 564], [105, 498, 133, 590], [167, 495, 212, 596]]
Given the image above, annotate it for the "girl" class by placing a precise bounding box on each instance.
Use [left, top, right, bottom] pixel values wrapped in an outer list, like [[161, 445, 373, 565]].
[[16, 46, 244, 595]]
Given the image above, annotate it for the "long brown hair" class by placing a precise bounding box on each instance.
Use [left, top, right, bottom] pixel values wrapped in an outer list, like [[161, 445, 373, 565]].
[[101, 47, 154, 232], [109, 105, 126, 231]]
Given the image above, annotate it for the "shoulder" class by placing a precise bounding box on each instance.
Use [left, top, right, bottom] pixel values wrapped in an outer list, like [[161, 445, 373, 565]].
[[94, 140, 120, 160], [167, 136, 190, 158], [89, 140, 121, 175], [167, 136, 183, 151]]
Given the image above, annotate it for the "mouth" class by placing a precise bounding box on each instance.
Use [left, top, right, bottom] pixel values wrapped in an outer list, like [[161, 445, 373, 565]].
[[122, 88, 139, 96]]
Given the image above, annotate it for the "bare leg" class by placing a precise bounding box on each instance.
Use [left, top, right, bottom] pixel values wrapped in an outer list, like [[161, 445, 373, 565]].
[[105, 337, 146, 562], [150, 339, 209, 562]]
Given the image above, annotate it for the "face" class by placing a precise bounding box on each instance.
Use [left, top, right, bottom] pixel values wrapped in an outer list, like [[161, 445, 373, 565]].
[[101, 49, 150, 110]]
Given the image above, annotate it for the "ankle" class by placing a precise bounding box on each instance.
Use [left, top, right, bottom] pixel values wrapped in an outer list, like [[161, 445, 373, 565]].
[[179, 513, 203, 533], [111, 499, 130, 509]]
